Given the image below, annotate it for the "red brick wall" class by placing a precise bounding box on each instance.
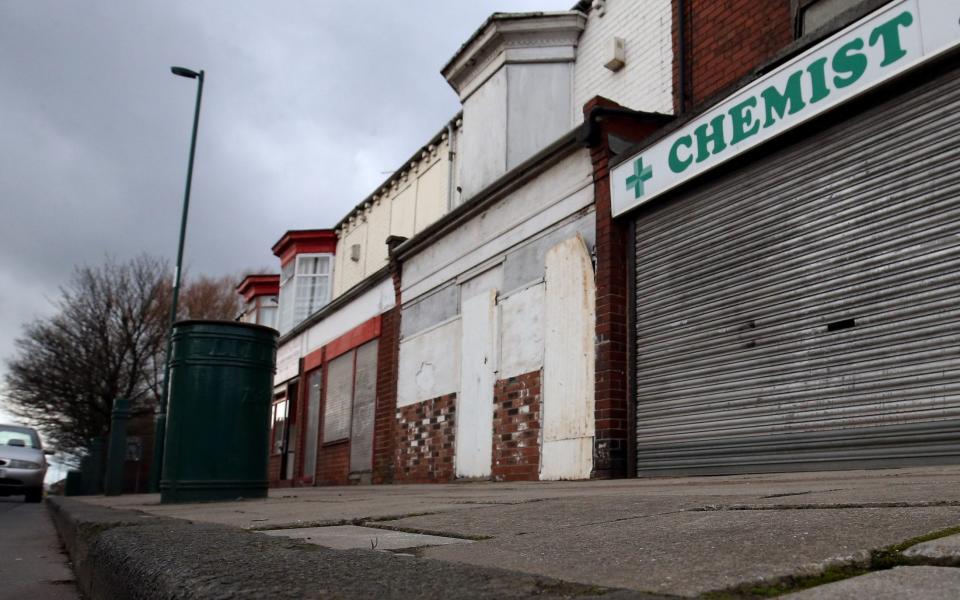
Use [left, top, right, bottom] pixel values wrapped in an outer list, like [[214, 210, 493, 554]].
[[268, 454, 282, 485], [372, 306, 400, 484], [394, 394, 457, 483], [491, 371, 541, 482], [316, 441, 350, 486], [674, 0, 793, 112], [123, 412, 154, 494]]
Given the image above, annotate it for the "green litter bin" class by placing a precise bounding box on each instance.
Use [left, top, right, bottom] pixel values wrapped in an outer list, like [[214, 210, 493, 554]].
[[160, 320, 278, 504]]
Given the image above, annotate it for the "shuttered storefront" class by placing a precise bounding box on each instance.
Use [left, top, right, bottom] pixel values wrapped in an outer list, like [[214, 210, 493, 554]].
[[634, 63, 960, 475]]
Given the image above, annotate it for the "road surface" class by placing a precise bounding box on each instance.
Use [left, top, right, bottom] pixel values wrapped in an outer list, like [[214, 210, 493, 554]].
[[0, 496, 79, 600]]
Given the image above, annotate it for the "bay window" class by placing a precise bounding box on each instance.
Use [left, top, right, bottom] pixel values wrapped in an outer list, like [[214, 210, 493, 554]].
[[278, 254, 333, 334]]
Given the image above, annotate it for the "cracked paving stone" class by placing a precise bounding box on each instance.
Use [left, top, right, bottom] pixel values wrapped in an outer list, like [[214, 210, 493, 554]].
[[903, 532, 960, 561], [783, 566, 960, 599]]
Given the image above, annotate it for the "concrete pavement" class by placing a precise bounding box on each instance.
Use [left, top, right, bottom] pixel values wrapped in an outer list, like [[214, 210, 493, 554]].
[[0, 497, 78, 600], [785, 567, 960, 599], [66, 466, 960, 597]]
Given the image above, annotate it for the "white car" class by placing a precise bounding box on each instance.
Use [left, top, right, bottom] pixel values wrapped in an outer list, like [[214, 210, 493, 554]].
[[0, 424, 51, 503]]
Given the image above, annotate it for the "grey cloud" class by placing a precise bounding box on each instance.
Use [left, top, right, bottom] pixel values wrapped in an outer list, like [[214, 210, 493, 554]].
[[0, 1, 572, 412]]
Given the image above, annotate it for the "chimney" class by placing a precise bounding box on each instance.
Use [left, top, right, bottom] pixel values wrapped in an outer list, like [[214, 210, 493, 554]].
[[442, 12, 586, 200]]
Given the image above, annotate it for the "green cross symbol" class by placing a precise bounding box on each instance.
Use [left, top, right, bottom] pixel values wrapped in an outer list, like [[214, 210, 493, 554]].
[[626, 157, 653, 199]]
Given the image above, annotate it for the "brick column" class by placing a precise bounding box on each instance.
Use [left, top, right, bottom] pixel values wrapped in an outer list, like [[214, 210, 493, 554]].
[[584, 97, 671, 478], [372, 236, 407, 484]]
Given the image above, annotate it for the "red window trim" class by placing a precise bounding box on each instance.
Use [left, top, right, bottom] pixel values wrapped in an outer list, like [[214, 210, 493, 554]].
[[324, 316, 381, 362]]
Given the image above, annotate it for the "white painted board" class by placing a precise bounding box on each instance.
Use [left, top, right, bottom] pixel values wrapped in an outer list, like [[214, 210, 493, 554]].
[[455, 289, 498, 478], [542, 234, 595, 480]]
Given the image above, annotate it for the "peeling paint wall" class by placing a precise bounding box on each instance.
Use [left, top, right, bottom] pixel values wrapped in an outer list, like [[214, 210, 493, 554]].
[[401, 283, 458, 339], [402, 150, 594, 300], [397, 318, 461, 408], [541, 234, 596, 480], [397, 149, 598, 481], [499, 282, 545, 380]]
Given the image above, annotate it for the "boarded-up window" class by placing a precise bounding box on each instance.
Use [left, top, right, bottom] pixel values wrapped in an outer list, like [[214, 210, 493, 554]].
[[303, 368, 322, 477], [349, 340, 379, 473], [323, 352, 354, 442]]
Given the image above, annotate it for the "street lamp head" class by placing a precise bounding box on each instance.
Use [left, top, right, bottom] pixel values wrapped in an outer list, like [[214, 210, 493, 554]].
[[170, 66, 201, 79]]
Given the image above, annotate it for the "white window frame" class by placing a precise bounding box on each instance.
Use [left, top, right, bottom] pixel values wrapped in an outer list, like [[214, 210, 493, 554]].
[[277, 253, 333, 334]]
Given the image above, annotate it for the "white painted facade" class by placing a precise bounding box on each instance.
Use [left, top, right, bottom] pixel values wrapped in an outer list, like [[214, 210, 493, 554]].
[[572, 0, 674, 118], [402, 150, 594, 301], [332, 122, 461, 298], [444, 13, 586, 200], [270, 2, 678, 483], [397, 318, 461, 407], [391, 1, 677, 481], [397, 147, 598, 479]]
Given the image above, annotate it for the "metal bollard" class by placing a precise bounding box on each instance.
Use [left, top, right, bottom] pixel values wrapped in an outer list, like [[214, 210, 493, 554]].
[[104, 397, 130, 496]]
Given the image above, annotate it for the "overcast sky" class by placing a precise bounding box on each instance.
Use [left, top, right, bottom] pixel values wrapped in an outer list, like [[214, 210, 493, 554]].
[[0, 1, 574, 426]]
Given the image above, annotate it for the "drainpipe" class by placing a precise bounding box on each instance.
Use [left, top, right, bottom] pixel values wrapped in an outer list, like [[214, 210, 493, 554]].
[[446, 119, 458, 211], [677, 0, 688, 114]]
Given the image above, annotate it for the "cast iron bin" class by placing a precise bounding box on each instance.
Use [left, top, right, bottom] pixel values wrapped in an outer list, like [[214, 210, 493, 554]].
[[160, 320, 278, 504]]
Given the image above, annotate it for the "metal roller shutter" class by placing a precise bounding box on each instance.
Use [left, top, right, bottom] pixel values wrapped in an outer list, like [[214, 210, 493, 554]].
[[634, 64, 960, 475]]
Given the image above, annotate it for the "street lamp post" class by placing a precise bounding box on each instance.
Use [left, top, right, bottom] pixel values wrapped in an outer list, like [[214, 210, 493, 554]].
[[150, 66, 205, 493]]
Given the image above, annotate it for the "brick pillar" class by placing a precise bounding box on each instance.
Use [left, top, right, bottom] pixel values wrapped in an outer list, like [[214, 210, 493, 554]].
[[372, 305, 399, 484], [584, 97, 671, 478], [372, 236, 407, 484]]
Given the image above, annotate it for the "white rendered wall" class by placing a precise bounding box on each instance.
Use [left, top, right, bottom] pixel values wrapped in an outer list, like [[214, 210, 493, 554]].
[[389, 183, 417, 240], [458, 69, 508, 200], [364, 202, 391, 277], [573, 0, 674, 117], [304, 277, 395, 354], [506, 63, 575, 169], [275, 331, 306, 385], [499, 281, 545, 379], [401, 149, 594, 301], [335, 225, 367, 297], [415, 158, 448, 233], [333, 135, 454, 297], [398, 149, 597, 481], [397, 318, 461, 407]]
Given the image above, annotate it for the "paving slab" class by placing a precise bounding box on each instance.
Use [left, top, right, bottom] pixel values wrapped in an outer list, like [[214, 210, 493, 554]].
[[71, 466, 960, 596], [414, 507, 960, 597], [260, 524, 473, 551], [903, 532, 960, 562], [783, 566, 960, 599], [48, 497, 660, 599]]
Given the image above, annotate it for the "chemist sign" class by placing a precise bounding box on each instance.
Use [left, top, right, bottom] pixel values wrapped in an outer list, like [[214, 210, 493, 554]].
[[611, 0, 960, 216]]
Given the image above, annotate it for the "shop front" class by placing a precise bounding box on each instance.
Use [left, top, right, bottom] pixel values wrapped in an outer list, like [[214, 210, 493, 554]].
[[611, 0, 960, 475]]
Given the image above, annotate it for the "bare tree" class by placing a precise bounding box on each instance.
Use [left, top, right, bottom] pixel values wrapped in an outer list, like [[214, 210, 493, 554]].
[[178, 273, 244, 321], [2, 257, 250, 454], [3, 256, 168, 453]]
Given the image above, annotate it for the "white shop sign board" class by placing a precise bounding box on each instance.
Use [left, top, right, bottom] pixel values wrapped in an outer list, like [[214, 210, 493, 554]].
[[611, 0, 960, 217]]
